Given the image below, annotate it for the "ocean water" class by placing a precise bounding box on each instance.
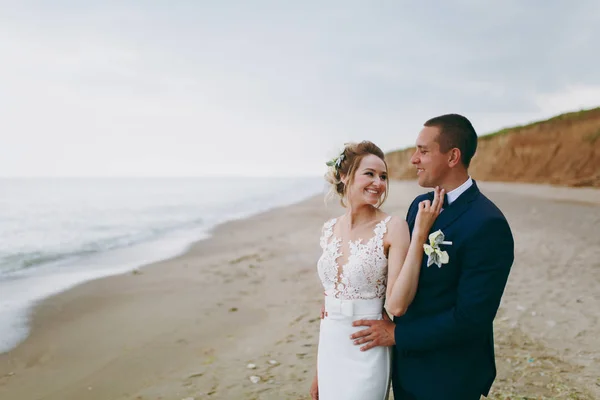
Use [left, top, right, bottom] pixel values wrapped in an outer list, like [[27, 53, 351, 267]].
[[0, 177, 324, 353]]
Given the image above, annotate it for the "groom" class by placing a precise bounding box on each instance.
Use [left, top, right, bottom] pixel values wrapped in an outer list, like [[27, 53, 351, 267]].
[[351, 114, 515, 399]]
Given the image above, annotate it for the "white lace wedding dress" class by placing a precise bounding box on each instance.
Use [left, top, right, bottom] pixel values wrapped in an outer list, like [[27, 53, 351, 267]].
[[316, 216, 392, 400]]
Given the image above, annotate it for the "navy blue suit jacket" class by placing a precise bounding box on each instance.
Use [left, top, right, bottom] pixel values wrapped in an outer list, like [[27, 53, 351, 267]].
[[392, 181, 514, 400]]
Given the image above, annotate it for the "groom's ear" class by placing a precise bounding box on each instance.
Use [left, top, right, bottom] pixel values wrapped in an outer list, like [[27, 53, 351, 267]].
[[447, 148, 462, 168]]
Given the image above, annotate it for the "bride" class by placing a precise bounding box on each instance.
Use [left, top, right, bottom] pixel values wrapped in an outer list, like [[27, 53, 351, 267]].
[[310, 141, 443, 400]]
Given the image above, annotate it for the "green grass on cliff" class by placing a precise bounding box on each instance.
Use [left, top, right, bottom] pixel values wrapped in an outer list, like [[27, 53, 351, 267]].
[[387, 107, 600, 154], [479, 106, 600, 141]]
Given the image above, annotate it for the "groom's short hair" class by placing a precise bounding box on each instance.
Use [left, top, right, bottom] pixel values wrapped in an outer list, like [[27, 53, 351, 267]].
[[424, 114, 478, 168]]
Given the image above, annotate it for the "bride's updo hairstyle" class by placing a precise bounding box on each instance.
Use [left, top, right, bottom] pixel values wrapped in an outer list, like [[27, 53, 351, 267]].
[[324, 141, 388, 208]]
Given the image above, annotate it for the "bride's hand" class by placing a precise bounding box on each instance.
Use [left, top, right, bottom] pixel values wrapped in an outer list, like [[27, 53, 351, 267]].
[[414, 186, 444, 238]]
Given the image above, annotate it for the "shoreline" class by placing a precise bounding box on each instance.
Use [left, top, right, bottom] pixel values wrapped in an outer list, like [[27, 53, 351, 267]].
[[0, 190, 339, 400], [1, 180, 598, 399], [0, 185, 324, 355]]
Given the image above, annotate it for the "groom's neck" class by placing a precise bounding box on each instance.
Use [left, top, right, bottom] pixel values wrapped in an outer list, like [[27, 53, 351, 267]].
[[439, 170, 470, 193]]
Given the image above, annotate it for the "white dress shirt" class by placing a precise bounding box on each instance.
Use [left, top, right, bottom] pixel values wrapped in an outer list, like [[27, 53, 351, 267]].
[[446, 177, 473, 206]]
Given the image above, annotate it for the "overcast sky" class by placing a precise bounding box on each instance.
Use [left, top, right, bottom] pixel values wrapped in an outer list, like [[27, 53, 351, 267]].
[[1, 1, 599, 177]]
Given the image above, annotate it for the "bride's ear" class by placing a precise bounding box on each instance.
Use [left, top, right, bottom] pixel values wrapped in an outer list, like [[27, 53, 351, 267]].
[[340, 173, 349, 186]]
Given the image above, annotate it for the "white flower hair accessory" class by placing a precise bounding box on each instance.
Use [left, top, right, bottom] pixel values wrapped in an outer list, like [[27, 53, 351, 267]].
[[325, 151, 346, 172], [423, 229, 452, 268]]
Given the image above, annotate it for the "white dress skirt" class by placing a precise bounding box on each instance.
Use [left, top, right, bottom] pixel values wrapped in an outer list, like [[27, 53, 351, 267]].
[[317, 296, 391, 400]]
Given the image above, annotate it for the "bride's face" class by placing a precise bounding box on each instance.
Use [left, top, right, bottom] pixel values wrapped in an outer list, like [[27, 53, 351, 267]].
[[345, 154, 388, 207]]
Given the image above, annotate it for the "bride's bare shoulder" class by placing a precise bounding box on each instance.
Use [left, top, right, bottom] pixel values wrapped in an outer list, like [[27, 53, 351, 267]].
[[383, 215, 409, 242]]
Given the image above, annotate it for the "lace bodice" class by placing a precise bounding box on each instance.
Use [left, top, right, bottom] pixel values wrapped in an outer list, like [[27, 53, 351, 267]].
[[317, 216, 391, 300]]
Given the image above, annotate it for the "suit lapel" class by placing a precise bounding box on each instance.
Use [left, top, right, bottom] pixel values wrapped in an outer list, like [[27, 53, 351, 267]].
[[431, 181, 480, 232]]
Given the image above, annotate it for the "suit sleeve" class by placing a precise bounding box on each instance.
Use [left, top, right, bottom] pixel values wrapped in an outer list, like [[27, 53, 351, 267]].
[[394, 217, 514, 351]]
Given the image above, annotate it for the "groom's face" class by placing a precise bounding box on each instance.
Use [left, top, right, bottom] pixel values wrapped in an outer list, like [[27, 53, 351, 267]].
[[411, 126, 450, 188]]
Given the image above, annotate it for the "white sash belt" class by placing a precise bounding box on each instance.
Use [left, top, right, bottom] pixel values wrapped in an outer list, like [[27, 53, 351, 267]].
[[324, 297, 384, 317]]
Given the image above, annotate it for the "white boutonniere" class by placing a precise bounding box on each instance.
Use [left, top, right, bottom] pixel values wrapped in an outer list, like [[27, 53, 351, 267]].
[[423, 230, 452, 268]]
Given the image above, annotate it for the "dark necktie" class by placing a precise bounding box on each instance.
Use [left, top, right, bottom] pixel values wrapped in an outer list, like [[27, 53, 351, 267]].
[[442, 193, 450, 209]]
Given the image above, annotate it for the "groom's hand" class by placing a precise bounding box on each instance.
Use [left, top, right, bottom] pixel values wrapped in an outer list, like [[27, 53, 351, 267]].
[[350, 319, 395, 351]]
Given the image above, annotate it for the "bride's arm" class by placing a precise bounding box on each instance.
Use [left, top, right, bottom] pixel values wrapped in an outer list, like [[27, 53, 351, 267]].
[[385, 188, 444, 317], [385, 219, 427, 317]]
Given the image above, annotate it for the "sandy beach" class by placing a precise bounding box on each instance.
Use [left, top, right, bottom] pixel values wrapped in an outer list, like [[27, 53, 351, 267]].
[[1, 180, 599, 400]]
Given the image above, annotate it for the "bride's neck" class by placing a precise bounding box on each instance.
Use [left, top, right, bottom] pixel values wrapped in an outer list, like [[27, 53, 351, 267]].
[[344, 205, 377, 229]]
